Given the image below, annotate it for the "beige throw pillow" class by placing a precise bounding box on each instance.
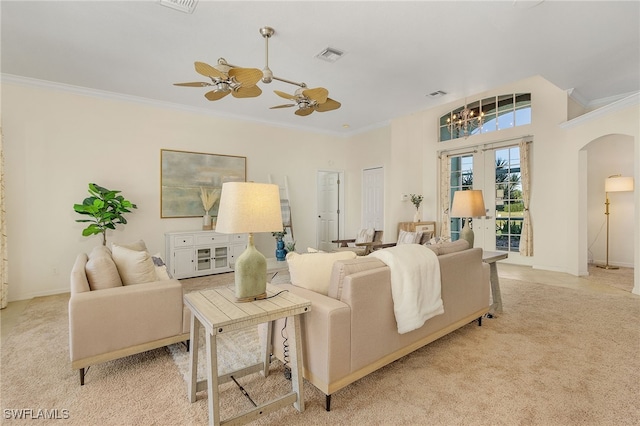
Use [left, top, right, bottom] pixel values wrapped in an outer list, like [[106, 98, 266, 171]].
[[286, 251, 357, 295], [112, 244, 158, 285], [113, 239, 148, 252], [85, 245, 123, 291]]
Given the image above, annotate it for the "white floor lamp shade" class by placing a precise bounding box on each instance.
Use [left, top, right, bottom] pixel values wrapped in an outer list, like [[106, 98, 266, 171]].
[[215, 182, 283, 301], [450, 190, 485, 248]]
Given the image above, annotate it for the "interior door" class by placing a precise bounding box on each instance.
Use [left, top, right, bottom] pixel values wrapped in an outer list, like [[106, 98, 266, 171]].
[[317, 171, 342, 251], [362, 167, 384, 230]]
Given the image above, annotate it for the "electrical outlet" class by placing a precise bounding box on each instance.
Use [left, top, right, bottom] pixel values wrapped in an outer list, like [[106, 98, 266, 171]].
[[52, 267, 59, 276]]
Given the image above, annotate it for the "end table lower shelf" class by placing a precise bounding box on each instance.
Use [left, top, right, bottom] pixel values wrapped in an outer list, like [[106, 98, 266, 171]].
[[183, 283, 311, 426]]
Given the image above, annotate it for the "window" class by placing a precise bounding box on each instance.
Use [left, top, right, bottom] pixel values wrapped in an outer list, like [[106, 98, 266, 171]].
[[495, 146, 522, 252], [439, 93, 531, 141], [449, 154, 474, 242]]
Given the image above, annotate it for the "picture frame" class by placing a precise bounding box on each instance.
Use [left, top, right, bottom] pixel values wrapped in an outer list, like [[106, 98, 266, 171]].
[[160, 149, 246, 218]]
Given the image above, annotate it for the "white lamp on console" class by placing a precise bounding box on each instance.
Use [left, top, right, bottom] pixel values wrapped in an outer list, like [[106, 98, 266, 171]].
[[450, 189, 486, 248], [215, 182, 283, 302]]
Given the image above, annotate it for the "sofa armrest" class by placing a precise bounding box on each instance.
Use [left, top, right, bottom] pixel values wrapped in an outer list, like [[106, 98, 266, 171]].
[[332, 238, 356, 247], [69, 279, 185, 362], [269, 283, 351, 395]]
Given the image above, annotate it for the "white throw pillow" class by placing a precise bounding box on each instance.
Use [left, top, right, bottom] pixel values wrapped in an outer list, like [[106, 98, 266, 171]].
[[152, 253, 172, 280], [397, 230, 423, 245], [286, 251, 357, 295], [355, 228, 375, 244], [112, 245, 158, 285]]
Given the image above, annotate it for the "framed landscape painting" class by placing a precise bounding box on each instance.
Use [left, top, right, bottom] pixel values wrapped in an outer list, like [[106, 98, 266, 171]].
[[161, 149, 246, 218]]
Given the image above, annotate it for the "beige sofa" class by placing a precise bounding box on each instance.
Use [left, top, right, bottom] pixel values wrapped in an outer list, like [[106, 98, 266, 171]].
[[270, 243, 490, 410], [69, 243, 190, 385]]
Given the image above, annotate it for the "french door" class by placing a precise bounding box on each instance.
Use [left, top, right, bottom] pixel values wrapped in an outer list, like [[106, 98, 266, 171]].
[[447, 145, 522, 253]]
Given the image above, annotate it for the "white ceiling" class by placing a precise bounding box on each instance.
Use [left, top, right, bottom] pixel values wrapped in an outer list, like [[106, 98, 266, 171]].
[[2, 1, 639, 136]]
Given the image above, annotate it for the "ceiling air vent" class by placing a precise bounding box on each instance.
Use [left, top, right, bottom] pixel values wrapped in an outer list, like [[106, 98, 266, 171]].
[[427, 90, 448, 98], [159, 0, 198, 14], [315, 47, 345, 63]]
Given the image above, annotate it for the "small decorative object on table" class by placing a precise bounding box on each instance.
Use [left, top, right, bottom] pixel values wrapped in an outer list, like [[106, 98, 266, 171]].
[[410, 194, 423, 222], [272, 230, 287, 261], [200, 187, 220, 230]]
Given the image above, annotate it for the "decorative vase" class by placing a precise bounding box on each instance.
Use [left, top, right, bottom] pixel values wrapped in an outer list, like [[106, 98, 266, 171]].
[[275, 238, 286, 261], [203, 213, 212, 230], [414, 209, 420, 222]]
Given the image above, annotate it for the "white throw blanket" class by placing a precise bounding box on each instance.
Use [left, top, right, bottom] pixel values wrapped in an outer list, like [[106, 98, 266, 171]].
[[369, 244, 444, 334]]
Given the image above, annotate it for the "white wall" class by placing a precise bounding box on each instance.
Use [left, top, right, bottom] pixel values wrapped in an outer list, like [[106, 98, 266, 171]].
[[2, 82, 346, 301], [586, 135, 635, 268], [3, 77, 638, 301]]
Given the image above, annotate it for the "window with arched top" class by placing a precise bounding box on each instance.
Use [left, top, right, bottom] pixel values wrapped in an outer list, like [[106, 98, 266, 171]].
[[439, 93, 531, 141]]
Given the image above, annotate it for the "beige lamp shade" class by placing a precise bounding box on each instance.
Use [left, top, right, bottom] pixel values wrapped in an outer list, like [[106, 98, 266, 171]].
[[215, 182, 283, 234], [215, 182, 283, 302], [450, 190, 486, 218], [605, 176, 634, 193]]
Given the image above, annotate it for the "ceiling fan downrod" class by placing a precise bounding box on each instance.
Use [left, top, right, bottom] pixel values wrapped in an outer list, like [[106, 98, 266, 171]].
[[259, 26, 305, 88], [260, 26, 274, 84]]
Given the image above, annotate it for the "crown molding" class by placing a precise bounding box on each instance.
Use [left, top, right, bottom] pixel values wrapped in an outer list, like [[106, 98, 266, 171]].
[[560, 91, 640, 129], [0, 74, 353, 138]]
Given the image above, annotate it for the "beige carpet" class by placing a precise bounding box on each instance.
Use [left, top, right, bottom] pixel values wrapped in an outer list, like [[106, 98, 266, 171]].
[[1, 275, 639, 425]]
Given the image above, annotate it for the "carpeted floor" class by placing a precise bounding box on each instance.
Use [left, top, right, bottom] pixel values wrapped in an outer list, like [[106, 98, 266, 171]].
[[1, 273, 639, 425]]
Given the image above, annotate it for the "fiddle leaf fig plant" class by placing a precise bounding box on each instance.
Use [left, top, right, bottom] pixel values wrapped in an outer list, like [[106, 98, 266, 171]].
[[73, 183, 137, 246]]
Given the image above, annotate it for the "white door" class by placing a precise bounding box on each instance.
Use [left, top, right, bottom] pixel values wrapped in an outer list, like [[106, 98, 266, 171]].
[[317, 171, 343, 251], [362, 167, 384, 230]]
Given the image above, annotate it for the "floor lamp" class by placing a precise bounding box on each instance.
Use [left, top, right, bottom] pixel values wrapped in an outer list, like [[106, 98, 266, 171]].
[[597, 175, 634, 270], [215, 182, 283, 301], [450, 190, 486, 248]]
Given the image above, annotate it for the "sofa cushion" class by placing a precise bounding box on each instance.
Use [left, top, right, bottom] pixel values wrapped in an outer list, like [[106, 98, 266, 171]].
[[112, 244, 158, 285], [286, 251, 357, 295], [85, 246, 123, 291], [426, 239, 469, 255], [328, 257, 387, 300], [397, 230, 423, 245]]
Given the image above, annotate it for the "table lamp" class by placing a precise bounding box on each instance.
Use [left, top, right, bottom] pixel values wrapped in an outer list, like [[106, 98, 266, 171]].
[[215, 182, 283, 301], [597, 175, 634, 269], [450, 190, 486, 248]]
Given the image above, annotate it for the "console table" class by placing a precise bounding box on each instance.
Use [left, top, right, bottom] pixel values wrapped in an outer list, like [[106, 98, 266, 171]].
[[184, 284, 311, 426], [482, 251, 508, 316]]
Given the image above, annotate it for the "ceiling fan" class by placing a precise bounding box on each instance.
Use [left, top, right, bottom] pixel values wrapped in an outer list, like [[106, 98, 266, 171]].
[[173, 26, 341, 115], [173, 58, 263, 101], [271, 87, 341, 116]]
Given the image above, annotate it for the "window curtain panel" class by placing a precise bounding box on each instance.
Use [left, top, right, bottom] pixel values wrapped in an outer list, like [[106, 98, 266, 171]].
[[1, 128, 7, 308], [519, 139, 533, 256], [439, 154, 451, 239]]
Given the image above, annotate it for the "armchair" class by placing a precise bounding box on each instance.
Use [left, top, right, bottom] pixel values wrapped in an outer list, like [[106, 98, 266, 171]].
[[332, 229, 383, 256]]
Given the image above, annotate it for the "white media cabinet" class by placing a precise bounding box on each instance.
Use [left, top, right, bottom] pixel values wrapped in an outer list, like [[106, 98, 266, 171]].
[[165, 230, 248, 279]]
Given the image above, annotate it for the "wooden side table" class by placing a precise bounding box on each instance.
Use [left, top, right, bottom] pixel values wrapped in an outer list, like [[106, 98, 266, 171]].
[[184, 284, 311, 426], [482, 251, 508, 316]]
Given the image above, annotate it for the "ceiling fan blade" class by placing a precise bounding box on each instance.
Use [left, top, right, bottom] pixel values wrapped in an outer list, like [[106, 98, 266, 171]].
[[270, 104, 296, 109], [316, 98, 341, 112], [303, 87, 329, 104], [195, 61, 227, 79], [274, 90, 297, 101], [173, 82, 213, 87], [295, 108, 314, 117], [232, 85, 262, 98], [204, 90, 230, 101], [229, 68, 263, 87]]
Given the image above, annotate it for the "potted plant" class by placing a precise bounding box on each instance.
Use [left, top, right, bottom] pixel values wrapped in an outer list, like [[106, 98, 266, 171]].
[[200, 187, 220, 230], [410, 194, 423, 222], [272, 229, 287, 261], [73, 183, 137, 245]]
